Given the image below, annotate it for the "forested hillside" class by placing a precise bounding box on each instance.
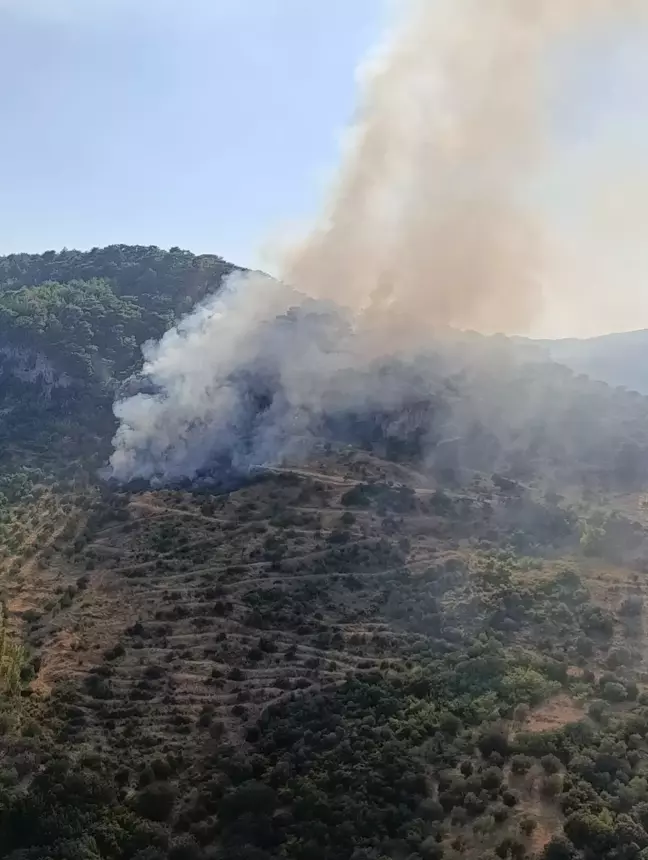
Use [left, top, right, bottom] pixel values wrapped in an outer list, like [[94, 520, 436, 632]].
[[1, 245, 647, 499], [2, 247, 648, 860], [0, 246, 241, 479], [0, 245, 240, 386]]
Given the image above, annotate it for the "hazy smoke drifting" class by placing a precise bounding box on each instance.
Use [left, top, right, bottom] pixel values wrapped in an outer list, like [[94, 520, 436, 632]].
[[284, 0, 646, 337], [109, 0, 646, 482]]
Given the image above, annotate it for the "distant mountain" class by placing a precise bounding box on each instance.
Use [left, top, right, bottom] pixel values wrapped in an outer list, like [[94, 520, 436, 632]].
[[521, 329, 648, 394]]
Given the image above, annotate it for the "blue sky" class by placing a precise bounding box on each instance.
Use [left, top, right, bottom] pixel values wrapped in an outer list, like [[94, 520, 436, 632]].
[[0, 0, 386, 266]]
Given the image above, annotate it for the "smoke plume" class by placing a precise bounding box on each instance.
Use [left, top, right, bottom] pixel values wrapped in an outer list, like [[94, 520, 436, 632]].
[[109, 0, 647, 483]]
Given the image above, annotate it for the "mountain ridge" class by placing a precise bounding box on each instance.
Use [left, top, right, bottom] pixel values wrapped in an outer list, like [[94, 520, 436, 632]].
[[518, 328, 648, 394]]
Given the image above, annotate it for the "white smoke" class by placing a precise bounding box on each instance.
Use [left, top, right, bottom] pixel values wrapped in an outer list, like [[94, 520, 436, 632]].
[[109, 0, 648, 482]]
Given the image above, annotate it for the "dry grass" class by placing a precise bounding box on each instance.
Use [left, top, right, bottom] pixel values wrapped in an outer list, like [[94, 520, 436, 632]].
[[525, 694, 584, 733]]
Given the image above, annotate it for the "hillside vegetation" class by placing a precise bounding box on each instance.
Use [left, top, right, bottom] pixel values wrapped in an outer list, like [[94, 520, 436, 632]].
[[0, 246, 240, 479], [1, 248, 648, 860], [0, 244, 238, 385]]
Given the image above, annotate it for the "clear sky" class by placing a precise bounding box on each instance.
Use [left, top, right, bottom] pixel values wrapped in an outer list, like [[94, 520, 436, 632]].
[[0, 0, 386, 267]]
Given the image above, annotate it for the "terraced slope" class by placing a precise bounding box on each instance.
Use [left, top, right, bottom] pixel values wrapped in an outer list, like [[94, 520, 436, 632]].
[[0, 456, 647, 860]]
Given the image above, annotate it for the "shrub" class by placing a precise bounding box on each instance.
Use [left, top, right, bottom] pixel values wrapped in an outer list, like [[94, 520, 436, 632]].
[[502, 789, 518, 808], [541, 773, 563, 798], [104, 643, 125, 661], [620, 595, 643, 617], [439, 712, 462, 735], [606, 647, 631, 670], [588, 699, 608, 721], [169, 836, 203, 860], [543, 835, 574, 860], [520, 815, 537, 836], [219, 781, 278, 820], [511, 754, 533, 776], [451, 805, 468, 825], [601, 681, 627, 703], [482, 767, 504, 791], [478, 730, 510, 760], [540, 754, 562, 775], [135, 782, 177, 822]]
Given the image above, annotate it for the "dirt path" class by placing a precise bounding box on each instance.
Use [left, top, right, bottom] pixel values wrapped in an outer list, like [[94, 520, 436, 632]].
[[265, 467, 360, 487], [267, 466, 440, 498], [129, 499, 229, 525]]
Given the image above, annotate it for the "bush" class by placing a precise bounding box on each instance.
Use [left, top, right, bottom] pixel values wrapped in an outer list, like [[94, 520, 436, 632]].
[[541, 773, 563, 798], [135, 782, 177, 822], [478, 730, 510, 759], [439, 712, 462, 735], [482, 767, 504, 791], [420, 837, 445, 860], [576, 636, 594, 657], [104, 643, 125, 661], [219, 781, 278, 821], [511, 754, 533, 775], [540, 754, 562, 775], [542, 835, 574, 860], [419, 798, 445, 821], [606, 647, 631, 670], [451, 805, 468, 825], [502, 789, 518, 808], [492, 803, 510, 824], [501, 666, 559, 706], [620, 595, 643, 617], [520, 815, 537, 836], [626, 680, 639, 702], [132, 850, 167, 860], [169, 836, 203, 860], [588, 699, 608, 721], [602, 681, 628, 703], [209, 721, 225, 740]]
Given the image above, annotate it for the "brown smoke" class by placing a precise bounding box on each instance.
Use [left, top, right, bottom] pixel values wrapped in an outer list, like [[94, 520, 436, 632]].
[[282, 0, 646, 340], [109, 0, 648, 482]]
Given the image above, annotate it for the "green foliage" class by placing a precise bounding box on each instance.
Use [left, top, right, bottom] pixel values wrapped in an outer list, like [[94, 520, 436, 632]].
[[0, 244, 235, 321], [580, 511, 646, 562], [500, 666, 561, 707], [0, 246, 239, 475], [580, 524, 605, 557], [0, 278, 148, 382]]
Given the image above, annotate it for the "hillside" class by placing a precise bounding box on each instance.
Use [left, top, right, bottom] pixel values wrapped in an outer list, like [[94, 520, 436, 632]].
[[0, 244, 240, 388], [3, 248, 648, 860], [0, 245, 242, 480], [2, 451, 648, 860], [522, 330, 648, 395]]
